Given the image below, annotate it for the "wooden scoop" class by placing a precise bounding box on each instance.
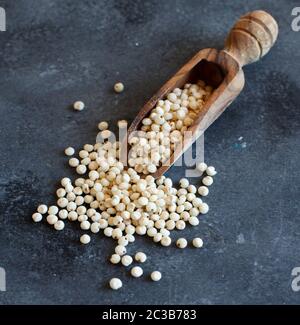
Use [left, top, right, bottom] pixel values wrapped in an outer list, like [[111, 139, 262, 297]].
[[124, 10, 278, 178]]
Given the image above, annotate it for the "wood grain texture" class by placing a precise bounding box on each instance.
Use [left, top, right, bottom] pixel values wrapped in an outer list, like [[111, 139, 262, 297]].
[[224, 10, 278, 66], [123, 10, 278, 178]]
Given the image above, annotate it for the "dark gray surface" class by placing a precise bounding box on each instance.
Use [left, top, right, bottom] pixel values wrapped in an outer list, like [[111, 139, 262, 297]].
[[0, 0, 300, 305]]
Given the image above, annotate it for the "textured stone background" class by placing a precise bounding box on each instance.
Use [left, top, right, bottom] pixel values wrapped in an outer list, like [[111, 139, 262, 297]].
[[0, 0, 299, 304]]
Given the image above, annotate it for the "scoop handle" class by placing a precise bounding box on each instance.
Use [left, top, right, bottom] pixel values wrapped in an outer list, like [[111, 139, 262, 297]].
[[223, 10, 278, 67]]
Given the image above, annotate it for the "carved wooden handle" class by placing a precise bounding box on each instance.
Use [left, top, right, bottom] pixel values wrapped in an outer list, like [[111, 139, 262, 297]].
[[223, 10, 278, 67]]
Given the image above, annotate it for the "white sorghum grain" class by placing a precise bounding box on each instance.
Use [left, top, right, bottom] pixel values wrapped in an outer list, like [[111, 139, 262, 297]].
[[199, 202, 209, 214], [37, 204, 48, 214], [57, 197, 68, 208], [135, 252, 147, 263], [115, 245, 126, 256], [189, 207, 199, 217], [32, 213, 43, 222], [198, 186, 209, 196], [80, 220, 91, 230], [90, 222, 100, 233], [188, 185, 197, 194], [188, 216, 199, 226], [68, 211, 78, 221], [126, 234, 135, 243], [67, 201, 77, 211], [187, 193, 196, 202], [160, 236, 171, 247], [155, 219, 165, 229], [48, 205, 59, 215], [99, 219, 108, 229], [176, 220, 186, 230], [84, 144, 94, 152], [192, 237, 203, 248], [179, 178, 189, 188], [75, 178, 85, 187], [47, 214, 58, 225], [78, 215, 88, 222], [202, 176, 213, 186], [109, 278, 122, 290], [114, 82, 124, 93], [197, 162, 207, 173], [76, 164, 87, 175], [98, 121, 108, 131], [33, 80, 217, 289], [118, 236, 129, 246], [65, 183, 74, 193], [160, 228, 170, 237], [69, 157, 79, 167], [104, 227, 113, 237], [121, 255, 133, 267], [61, 177, 71, 187], [64, 147, 75, 156], [73, 101, 85, 111], [147, 227, 157, 237], [59, 209, 68, 219], [150, 271, 162, 282], [153, 233, 163, 243], [110, 254, 121, 264], [176, 238, 187, 248], [77, 206, 86, 215], [56, 188, 66, 198], [73, 187, 83, 196], [165, 220, 175, 230], [79, 150, 89, 159], [206, 166, 217, 176], [136, 225, 147, 235], [131, 266, 143, 278], [127, 82, 211, 175], [54, 220, 65, 231], [112, 228, 123, 239], [80, 234, 91, 244], [192, 197, 202, 208]]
